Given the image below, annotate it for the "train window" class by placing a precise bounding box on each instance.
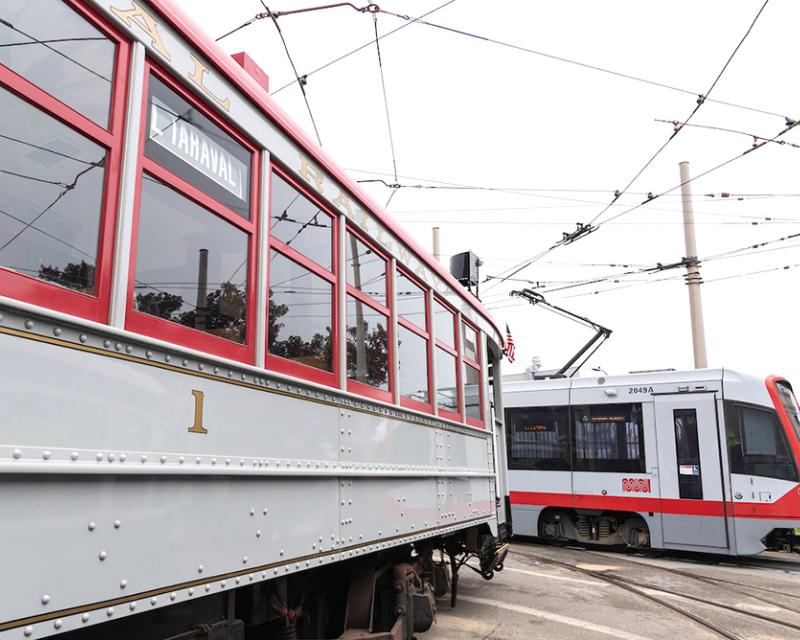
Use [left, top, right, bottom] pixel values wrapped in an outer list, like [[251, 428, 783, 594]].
[[270, 173, 332, 271], [133, 176, 248, 343], [435, 347, 459, 415], [397, 325, 429, 404], [396, 270, 426, 327], [775, 381, 800, 441], [1, 0, 116, 127], [146, 75, 251, 220], [726, 403, 797, 482], [346, 296, 389, 392], [130, 67, 257, 361], [572, 403, 645, 473], [505, 406, 570, 471], [267, 167, 336, 382], [673, 409, 702, 500], [433, 299, 455, 347], [462, 323, 478, 362], [346, 231, 386, 305], [0, 2, 127, 322], [0, 86, 105, 295], [344, 229, 390, 398], [462, 320, 483, 426], [397, 269, 431, 411]]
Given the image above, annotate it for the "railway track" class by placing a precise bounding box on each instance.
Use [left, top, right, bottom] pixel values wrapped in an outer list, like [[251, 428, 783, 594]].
[[514, 547, 800, 640]]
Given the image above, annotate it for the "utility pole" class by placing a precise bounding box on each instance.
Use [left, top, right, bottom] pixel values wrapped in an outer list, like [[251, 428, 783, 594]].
[[432, 226, 441, 264], [679, 161, 708, 369]]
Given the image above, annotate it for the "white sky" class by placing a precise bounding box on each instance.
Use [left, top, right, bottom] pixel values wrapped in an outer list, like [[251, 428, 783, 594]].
[[176, 0, 800, 385]]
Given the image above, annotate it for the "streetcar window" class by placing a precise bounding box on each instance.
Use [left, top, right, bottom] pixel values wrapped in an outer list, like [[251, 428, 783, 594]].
[[674, 409, 703, 500], [462, 323, 479, 362], [397, 269, 431, 410], [345, 231, 386, 305], [398, 325, 429, 403], [270, 173, 332, 270], [268, 251, 333, 372], [396, 271, 426, 327], [267, 168, 335, 379], [572, 403, 645, 473], [462, 320, 483, 425], [346, 296, 389, 391], [726, 403, 797, 482], [146, 76, 251, 219], [463, 363, 482, 421], [435, 347, 459, 414], [0, 86, 105, 295], [433, 299, 455, 347], [505, 406, 570, 471], [0, 0, 116, 127], [775, 381, 800, 441], [133, 176, 248, 343]]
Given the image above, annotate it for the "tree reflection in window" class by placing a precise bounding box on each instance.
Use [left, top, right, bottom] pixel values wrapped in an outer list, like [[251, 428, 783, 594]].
[[346, 296, 389, 390], [268, 250, 333, 371], [134, 176, 248, 343]]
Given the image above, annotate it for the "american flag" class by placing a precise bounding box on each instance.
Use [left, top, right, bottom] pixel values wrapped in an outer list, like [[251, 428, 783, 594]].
[[505, 324, 516, 363]]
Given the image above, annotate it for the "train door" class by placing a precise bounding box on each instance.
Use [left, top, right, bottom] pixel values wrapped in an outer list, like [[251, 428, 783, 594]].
[[654, 393, 730, 550]]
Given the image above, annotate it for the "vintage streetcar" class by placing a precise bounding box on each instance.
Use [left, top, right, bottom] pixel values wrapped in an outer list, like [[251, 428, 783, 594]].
[[506, 368, 800, 555], [0, 1, 511, 638]]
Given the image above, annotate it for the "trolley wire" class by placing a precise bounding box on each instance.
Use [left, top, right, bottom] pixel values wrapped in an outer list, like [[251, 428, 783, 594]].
[[485, 0, 775, 290], [258, 1, 324, 147], [655, 118, 800, 150]]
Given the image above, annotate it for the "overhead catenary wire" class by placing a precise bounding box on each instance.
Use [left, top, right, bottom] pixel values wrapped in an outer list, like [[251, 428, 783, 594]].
[[655, 118, 800, 150], [485, 0, 776, 290], [258, 1, 324, 147]]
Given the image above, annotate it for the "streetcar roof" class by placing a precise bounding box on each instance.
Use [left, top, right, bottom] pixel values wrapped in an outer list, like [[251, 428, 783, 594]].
[[148, 0, 504, 346]]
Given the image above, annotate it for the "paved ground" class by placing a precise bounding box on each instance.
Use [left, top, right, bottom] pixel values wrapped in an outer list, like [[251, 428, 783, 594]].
[[424, 541, 800, 640]]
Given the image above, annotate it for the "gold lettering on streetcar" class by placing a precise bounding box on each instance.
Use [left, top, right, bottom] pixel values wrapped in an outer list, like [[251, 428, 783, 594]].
[[299, 157, 324, 193], [187, 390, 208, 434], [332, 190, 354, 218], [188, 56, 231, 112], [110, 1, 171, 60]]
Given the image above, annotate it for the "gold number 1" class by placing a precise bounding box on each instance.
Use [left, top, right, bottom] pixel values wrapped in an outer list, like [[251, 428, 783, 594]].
[[188, 390, 208, 434]]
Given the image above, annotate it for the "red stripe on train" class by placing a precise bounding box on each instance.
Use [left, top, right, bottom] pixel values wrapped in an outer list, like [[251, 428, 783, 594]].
[[510, 489, 800, 520]]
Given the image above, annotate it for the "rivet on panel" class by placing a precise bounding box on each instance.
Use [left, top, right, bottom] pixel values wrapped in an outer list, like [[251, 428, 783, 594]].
[[187, 589, 194, 597], [150, 597, 158, 605], [12, 448, 22, 460], [53, 327, 62, 337], [42, 450, 51, 460], [96, 452, 104, 461], [88, 522, 96, 531], [81, 613, 90, 623], [70, 451, 79, 461], [178, 456, 185, 464], [24, 625, 33, 636], [140, 455, 147, 463], [169, 592, 177, 601], [182, 359, 188, 367], [129, 601, 136, 610], [41, 594, 50, 605], [114, 343, 122, 351], [125, 346, 133, 354], [221, 581, 226, 588], [195, 457, 201, 464], [256, 530, 261, 538], [198, 565, 204, 573], [106, 607, 114, 617], [120, 580, 127, 589], [242, 556, 248, 564], [160, 456, 167, 463], [165, 355, 171, 362], [54, 619, 63, 629], [107, 453, 115, 462], [25, 320, 34, 330], [146, 350, 152, 358], [119, 454, 126, 462], [99, 550, 108, 561], [113, 520, 121, 529], [205, 585, 211, 592]]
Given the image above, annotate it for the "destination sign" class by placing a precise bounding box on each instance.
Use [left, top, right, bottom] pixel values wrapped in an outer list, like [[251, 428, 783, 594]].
[[149, 97, 247, 200]]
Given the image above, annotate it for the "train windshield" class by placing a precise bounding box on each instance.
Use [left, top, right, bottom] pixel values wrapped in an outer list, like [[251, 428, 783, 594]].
[[775, 381, 800, 440]]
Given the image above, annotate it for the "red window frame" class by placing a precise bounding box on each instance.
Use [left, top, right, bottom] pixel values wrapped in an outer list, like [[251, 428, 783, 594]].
[[125, 63, 259, 363], [433, 297, 461, 422], [396, 269, 432, 413], [0, 0, 129, 322], [266, 164, 338, 387], [344, 225, 393, 403], [462, 319, 485, 428]]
